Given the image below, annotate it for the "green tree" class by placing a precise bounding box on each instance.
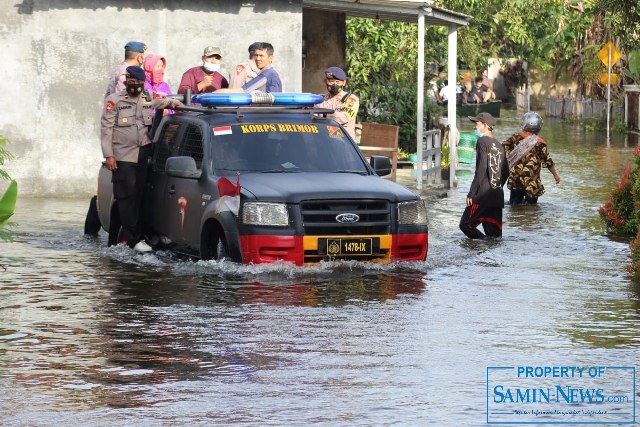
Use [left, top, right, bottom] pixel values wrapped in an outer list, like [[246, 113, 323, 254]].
[[346, 18, 444, 152]]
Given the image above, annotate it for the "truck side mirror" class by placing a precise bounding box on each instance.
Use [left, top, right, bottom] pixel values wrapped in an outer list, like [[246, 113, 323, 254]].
[[166, 156, 202, 179], [370, 155, 391, 176]]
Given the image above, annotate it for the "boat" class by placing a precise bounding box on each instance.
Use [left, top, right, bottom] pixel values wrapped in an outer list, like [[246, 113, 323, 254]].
[[456, 100, 502, 118]]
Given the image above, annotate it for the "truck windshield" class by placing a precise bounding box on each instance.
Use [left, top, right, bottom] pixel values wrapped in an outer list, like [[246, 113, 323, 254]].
[[210, 123, 369, 175]]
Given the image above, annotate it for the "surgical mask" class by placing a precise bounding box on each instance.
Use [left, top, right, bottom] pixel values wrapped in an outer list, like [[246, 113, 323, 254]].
[[126, 83, 144, 97], [152, 70, 164, 84], [327, 83, 343, 95], [474, 129, 484, 138], [203, 62, 220, 73]]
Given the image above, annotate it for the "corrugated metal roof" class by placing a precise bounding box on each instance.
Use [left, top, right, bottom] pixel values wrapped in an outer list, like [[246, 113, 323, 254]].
[[303, 0, 471, 26]]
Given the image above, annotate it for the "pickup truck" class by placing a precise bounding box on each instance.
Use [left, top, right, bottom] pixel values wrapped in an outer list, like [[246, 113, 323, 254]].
[[86, 92, 428, 265]]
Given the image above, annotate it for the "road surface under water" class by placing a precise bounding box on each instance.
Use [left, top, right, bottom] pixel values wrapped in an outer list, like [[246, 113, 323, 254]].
[[1, 112, 639, 426]]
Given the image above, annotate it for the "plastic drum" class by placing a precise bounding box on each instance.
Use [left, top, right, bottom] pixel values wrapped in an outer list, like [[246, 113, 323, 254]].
[[458, 133, 477, 164]]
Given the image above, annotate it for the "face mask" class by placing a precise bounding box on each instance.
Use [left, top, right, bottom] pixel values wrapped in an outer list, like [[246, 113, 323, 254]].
[[152, 70, 164, 84], [203, 62, 220, 73], [327, 83, 343, 95], [126, 83, 144, 97], [474, 128, 484, 138]]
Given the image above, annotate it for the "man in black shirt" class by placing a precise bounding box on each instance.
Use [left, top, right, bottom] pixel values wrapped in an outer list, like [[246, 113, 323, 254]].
[[460, 112, 510, 239]]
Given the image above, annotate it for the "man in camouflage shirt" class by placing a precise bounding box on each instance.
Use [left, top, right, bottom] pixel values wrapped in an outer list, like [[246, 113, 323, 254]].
[[502, 112, 560, 205]]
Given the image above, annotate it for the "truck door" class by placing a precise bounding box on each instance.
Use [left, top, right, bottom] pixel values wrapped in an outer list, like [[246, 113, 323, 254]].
[[164, 124, 207, 249], [150, 121, 183, 237]]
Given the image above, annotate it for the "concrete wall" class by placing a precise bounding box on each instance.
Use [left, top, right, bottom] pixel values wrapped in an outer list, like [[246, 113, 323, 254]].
[[302, 10, 346, 94], [0, 0, 303, 196]]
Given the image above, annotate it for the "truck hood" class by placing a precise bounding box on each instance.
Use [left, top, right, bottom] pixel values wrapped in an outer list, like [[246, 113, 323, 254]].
[[237, 172, 418, 203]]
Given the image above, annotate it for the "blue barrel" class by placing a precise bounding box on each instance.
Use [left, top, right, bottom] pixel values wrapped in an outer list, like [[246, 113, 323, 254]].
[[458, 133, 477, 164]]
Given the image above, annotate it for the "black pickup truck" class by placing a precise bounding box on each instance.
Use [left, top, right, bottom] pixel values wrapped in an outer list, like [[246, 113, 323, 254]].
[[86, 92, 428, 265]]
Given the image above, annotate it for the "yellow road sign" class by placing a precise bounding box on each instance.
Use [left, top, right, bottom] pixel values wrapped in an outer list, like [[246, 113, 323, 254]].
[[598, 42, 621, 67], [600, 72, 618, 85]]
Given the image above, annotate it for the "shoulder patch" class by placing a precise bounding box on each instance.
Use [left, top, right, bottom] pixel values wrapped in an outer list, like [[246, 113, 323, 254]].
[[235, 64, 245, 75], [106, 100, 115, 112]]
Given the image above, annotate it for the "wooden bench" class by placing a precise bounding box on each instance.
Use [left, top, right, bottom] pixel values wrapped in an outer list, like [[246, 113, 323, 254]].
[[358, 122, 399, 181]]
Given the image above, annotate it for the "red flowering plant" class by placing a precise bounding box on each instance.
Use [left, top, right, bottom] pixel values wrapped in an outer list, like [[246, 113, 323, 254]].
[[598, 164, 636, 235], [600, 146, 640, 279]]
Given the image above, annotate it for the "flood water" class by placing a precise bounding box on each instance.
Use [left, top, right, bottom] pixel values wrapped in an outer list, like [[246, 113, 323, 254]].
[[1, 111, 639, 426]]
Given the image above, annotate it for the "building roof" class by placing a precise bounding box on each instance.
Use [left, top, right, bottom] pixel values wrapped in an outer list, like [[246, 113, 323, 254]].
[[303, 0, 471, 26]]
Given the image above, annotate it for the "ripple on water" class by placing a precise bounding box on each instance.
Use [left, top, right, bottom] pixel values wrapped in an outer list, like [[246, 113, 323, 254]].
[[2, 131, 640, 426]]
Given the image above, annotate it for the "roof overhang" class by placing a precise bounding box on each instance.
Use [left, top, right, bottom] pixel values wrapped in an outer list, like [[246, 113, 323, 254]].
[[303, 0, 471, 26]]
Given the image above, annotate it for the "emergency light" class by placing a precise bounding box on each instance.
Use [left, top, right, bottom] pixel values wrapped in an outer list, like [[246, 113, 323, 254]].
[[193, 92, 324, 107]]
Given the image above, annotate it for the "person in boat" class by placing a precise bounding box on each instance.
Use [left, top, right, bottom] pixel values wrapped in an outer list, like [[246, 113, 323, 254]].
[[467, 76, 492, 103], [502, 112, 561, 205], [459, 112, 509, 239], [480, 69, 494, 91]]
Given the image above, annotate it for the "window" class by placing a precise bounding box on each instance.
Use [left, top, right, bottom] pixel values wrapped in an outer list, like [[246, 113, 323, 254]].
[[154, 122, 181, 171], [180, 125, 204, 168]]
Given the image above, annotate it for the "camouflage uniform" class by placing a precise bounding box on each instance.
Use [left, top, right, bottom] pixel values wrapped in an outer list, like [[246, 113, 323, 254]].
[[503, 131, 555, 201]]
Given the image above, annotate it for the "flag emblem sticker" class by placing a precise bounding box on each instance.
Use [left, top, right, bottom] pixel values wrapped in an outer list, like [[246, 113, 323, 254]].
[[213, 126, 233, 136]]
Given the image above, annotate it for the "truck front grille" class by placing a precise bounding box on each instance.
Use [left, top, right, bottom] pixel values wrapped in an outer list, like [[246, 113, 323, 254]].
[[300, 199, 391, 235]]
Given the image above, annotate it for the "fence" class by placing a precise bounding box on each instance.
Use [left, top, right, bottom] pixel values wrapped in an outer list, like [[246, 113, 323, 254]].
[[416, 128, 442, 190], [516, 87, 530, 112], [546, 96, 623, 121]]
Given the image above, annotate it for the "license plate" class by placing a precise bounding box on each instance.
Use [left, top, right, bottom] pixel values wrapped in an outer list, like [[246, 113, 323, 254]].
[[318, 238, 376, 255]]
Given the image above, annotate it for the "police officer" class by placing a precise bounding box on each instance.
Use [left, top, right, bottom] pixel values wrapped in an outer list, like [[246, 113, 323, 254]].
[[314, 67, 360, 139], [229, 42, 261, 89], [105, 41, 147, 98], [101, 66, 183, 252]]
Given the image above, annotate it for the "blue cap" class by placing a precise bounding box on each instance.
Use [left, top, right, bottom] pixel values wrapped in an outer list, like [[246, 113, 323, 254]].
[[125, 66, 146, 81], [124, 41, 146, 53], [325, 66, 348, 81]]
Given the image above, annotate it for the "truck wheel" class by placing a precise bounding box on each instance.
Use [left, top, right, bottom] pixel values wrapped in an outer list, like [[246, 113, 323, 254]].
[[201, 222, 227, 261], [84, 195, 102, 235]]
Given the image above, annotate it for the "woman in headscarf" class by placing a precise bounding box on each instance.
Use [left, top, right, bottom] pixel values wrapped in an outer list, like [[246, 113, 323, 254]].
[[143, 53, 172, 99]]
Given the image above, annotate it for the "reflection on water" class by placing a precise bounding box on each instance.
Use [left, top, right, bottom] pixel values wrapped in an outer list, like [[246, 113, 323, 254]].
[[1, 112, 639, 425]]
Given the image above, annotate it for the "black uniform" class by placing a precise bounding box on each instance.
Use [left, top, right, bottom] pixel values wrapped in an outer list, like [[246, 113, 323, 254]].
[[460, 135, 509, 239]]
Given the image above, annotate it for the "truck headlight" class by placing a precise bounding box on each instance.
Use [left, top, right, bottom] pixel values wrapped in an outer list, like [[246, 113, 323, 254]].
[[241, 202, 289, 226], [398, 200, 428, 225]]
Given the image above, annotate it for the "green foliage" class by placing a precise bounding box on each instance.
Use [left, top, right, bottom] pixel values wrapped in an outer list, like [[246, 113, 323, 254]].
[[0, 180, 17, 227], [628, 49, 640, 83], [0, 136, 13, 182], [599, 147, 640, 278], [599, 164, 636, 235], [441, 143, 450, 169], [346, 18, 444, 153], [0, 135, 16, 241], [594, 0, 640, 51], [345, 0, 640, 154]]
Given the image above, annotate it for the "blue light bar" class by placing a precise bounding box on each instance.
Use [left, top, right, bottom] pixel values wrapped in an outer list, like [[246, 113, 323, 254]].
[[272, 93, 324, 106], [193, 92, 324, 107], [192, 93, 253, 106]]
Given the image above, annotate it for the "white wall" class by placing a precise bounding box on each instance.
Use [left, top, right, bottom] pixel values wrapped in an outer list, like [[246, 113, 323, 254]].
[[0, 0, 302, 196]]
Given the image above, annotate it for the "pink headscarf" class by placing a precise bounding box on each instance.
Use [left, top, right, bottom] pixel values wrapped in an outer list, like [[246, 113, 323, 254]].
[[143, 54, 166, 87]]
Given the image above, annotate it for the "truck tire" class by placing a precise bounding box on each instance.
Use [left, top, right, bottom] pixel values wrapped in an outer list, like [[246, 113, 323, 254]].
[[200, 221, 227, 261]]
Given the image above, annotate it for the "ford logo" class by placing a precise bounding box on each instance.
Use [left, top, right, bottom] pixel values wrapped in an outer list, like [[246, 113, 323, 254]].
[[335, 213, 360, 223]]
